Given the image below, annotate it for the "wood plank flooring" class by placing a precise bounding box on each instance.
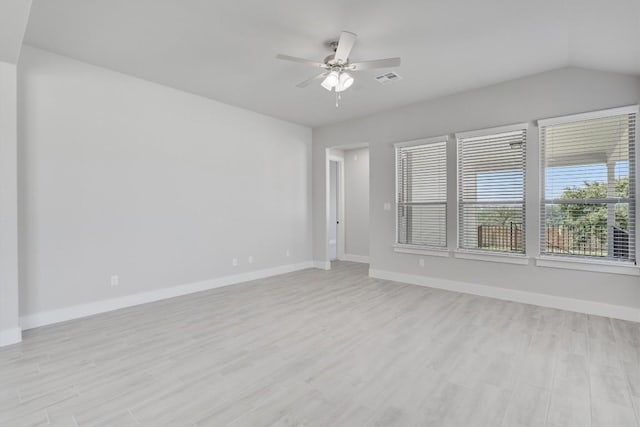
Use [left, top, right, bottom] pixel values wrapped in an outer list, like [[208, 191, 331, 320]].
[[1, 261, 638, 426]]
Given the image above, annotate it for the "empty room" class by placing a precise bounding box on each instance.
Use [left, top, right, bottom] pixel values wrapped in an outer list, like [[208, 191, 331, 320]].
[[1, 0, 639, 426]]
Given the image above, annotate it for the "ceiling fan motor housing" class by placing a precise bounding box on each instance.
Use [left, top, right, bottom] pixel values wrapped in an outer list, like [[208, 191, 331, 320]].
[[324, 54, 337, 66]]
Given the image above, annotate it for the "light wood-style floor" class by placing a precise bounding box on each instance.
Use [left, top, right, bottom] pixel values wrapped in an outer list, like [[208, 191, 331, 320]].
[[1, 261, 638, 426]]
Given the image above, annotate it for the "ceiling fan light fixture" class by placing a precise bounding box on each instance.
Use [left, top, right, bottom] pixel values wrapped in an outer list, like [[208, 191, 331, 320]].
[[336, 72, 354, 92], [321, 71, 340, 91]]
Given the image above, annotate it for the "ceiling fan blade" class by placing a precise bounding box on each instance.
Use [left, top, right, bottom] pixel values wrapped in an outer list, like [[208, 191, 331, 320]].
[[296, 72, 328, 88], [276, 54, 327, 68], [334, 31, 357, 64], [349, 57, 401, 71]]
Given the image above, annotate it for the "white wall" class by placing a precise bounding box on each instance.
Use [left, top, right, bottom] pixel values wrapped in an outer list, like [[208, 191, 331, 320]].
[[343, 147, 369, 258], [313, 67, 640, 316], [0, 60, 21, 345], [18, 46, 312, 318]]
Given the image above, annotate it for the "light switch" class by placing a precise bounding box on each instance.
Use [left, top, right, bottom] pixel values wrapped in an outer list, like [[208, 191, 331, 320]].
[[383, 202, 391, 211]]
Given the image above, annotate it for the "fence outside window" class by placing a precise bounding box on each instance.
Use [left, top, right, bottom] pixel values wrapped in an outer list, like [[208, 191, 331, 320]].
[[477, 222, 630, 259]]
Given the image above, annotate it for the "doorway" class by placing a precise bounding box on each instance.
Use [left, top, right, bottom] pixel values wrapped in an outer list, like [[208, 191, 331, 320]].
[[325, 145, 369, 267], [328, 157, 344, 261]]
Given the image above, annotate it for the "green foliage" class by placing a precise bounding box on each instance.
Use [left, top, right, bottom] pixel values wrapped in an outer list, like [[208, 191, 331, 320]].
[[558, 177, 629, 232], [545, 204, 564, 225], [478, 207, 521, 225], [475, 176, 630, 255]]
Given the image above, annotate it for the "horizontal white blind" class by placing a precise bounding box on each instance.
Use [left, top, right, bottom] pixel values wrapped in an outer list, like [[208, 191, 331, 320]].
[[457, 127, 527, 253], [396, 141, 447, 247], [540, 109, 637, 262]]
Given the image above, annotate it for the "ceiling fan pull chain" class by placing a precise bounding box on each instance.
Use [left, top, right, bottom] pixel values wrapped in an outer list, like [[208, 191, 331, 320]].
[[335, 90, 339, 108]]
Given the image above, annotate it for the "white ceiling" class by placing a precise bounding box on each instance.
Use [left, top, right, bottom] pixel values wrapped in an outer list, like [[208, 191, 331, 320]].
[[24, 0, 640, 127]]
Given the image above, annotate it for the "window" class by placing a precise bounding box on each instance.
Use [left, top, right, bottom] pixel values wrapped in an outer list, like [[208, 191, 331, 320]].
[[395, 137, 447, 248], [457, 124, 527, 254], [539, 106, 637, 263]]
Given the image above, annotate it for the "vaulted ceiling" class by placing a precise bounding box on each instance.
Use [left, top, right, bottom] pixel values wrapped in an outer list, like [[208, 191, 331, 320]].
[[23, 0, 640, 127]]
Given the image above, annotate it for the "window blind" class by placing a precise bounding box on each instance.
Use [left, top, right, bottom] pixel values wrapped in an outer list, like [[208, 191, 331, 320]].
[[396, 139, 447, 248], [457, 125, 527, 253], [539, 107, 637, 262]]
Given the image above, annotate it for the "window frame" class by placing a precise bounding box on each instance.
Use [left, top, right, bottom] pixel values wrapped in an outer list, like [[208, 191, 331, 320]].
[[537, 105, 639, 268], [394, 135, 449, 253], [455, 123, 529, 258]]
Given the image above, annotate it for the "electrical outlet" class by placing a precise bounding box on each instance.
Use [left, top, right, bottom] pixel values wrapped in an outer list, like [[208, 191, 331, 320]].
[[286, 249, 291, 257], [232, 258, 238, 267], [418, 259, 425, 267], [248, 255, 253, 264], [110, 275, 119, 286]]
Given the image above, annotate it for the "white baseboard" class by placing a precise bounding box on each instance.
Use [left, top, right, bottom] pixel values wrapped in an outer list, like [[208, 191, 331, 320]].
[[341, 254, 370, 264], [313, 260, 331, 270], [0, 326, 22, 347], [20, 261, 314, 330], [369, 269, 640, 323]]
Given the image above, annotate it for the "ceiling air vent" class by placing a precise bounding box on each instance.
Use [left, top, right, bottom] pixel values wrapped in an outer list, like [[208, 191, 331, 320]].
[[375, 72, 402, 84]]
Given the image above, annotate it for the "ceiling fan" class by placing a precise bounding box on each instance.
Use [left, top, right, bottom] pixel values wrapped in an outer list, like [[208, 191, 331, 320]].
[[276, 31, 401, 104]]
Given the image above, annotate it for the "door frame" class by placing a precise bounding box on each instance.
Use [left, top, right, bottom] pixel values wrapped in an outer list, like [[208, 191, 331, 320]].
[[326, 151, 345, 264]]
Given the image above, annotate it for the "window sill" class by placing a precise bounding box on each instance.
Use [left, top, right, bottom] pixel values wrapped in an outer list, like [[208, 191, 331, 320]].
[[453, 250, 529, 265], [535, 256, 639, 276], [393, 245, 450, 258]]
